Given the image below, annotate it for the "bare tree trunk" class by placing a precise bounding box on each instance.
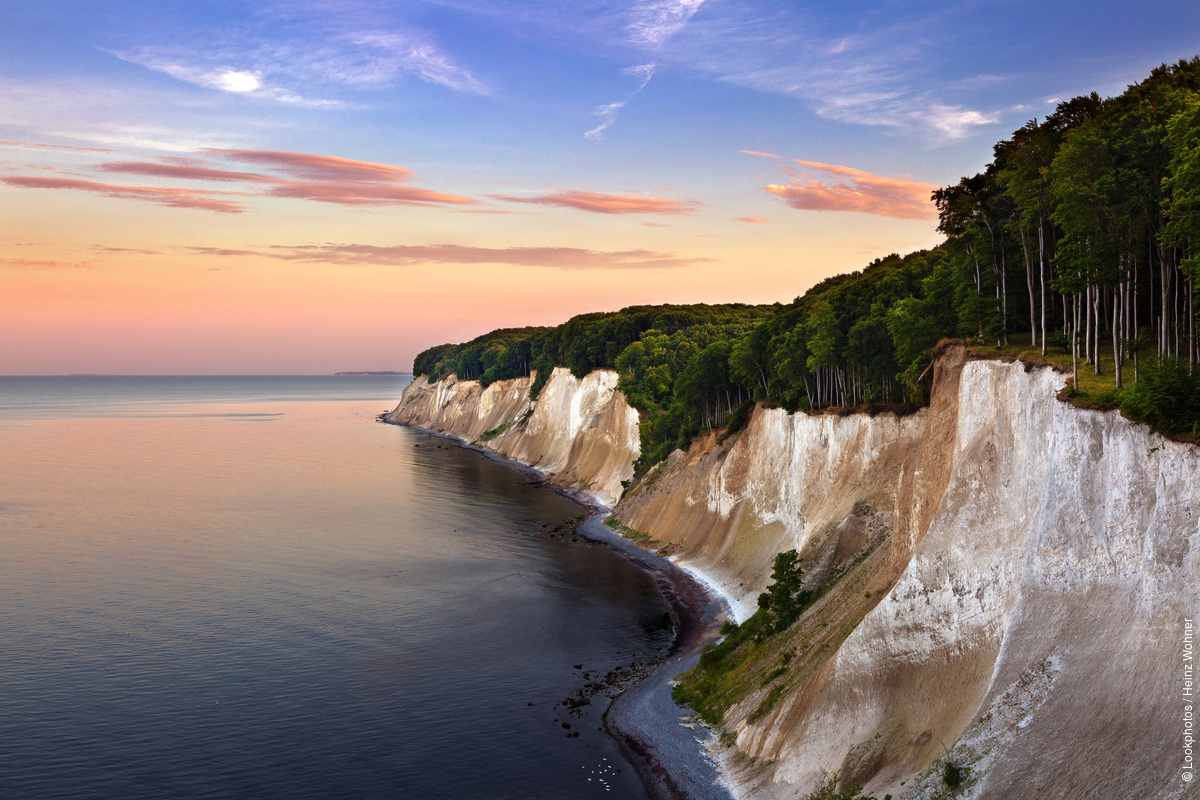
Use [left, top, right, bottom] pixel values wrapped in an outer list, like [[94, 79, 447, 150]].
[[1021, 232, 1037, 347], [1190, 278, 1195, 375], [1134, 255, 1140, 383], [1161, 245, 1172, 357], [1000, 229, 1009, 345], [1113, 288, 1123, 389], [1039, 218, 1047, 356], [1072, 292, 1080, 391], [1085, 284, 1093, 365]]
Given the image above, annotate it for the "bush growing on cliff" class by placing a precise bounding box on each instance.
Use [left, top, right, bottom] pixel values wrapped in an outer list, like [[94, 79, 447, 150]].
[[757, 550, 811, 636], [803, 776, 878, 800], [1121, 355, 1200, 437]]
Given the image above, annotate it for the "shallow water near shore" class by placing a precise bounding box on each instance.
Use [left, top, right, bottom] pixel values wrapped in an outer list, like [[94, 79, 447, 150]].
[[0, 376, 670, 800]]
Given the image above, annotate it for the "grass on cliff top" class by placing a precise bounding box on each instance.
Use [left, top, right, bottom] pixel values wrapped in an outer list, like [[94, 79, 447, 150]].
[[965, 332, 1200, 441]]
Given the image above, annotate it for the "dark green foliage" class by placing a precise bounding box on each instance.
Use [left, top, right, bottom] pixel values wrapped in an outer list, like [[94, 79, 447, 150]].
[[1121, 356, 1200, 435], [802, 775, 877, 800], [756, 550, 811, 635], [413, 59, 1200, 460], [478, 422, 511, 441], [942, 759, 966, 789]]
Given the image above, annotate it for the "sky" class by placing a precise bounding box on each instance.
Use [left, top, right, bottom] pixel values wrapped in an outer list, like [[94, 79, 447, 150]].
[[2, 1, 1198, 374]]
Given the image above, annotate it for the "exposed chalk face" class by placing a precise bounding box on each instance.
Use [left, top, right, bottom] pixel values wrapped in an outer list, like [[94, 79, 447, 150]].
[[390, 351, 1200, 799], [386, 368, 640, 508], [615, 404, 925, 622], [614, 348, 1200, 800]]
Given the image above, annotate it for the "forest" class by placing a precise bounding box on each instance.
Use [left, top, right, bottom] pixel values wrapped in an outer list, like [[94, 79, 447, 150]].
[[413, 58, 1200, 464]]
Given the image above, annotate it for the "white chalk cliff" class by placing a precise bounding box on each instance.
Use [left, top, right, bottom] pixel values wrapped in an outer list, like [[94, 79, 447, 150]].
[[386, 367, 639, 508], [388, 346, 1199, 800]]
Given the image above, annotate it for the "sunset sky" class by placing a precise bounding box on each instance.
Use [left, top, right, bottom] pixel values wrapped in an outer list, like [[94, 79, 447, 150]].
[[3, 1, 1198, 374]]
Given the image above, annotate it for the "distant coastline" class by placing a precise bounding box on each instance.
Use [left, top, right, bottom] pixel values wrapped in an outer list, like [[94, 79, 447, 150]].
[[333, 371, 411, 376]]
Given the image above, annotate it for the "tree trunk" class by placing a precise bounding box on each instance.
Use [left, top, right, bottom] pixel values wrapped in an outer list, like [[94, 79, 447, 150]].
[[1038, 218, 1047, 356], [1072, 292, 1080, 392], [1000, 228, 1009, 345], [1113, 288, 1122, 389], [1085, 284, 1093, 365], [1021, 231, 1037, 347]]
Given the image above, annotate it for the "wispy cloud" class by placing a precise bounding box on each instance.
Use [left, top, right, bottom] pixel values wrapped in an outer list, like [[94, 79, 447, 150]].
[[93, 246, 163, 255], [586, 62, 655, 140], [0, 140, 117, 153], [341, 31, 486, 93], [1, 175, 248, 213], [109, 5, 486, 107], [656, 5, 999, 140], [110, 49, 343, 108], [629, 0, 708, 47], [746, 152, 937, 220], [96, 161, 279, 183], [203, 149, 415, 182], [735, 216, 767, 223], [493, 188, 700, 215], [2, 257, 96, 268], [6, 148, 475, 212], [189, 242, 710, 270]]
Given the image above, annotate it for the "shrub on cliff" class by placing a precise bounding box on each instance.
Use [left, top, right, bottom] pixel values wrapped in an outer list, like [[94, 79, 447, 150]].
[[1121, 355, 1200, 437], [803, 776, 878, 800], [757, 549, 811, 636]]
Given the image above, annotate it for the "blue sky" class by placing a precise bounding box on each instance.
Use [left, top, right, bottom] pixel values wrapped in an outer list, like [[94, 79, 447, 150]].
[[2, 1, 1198, 373]]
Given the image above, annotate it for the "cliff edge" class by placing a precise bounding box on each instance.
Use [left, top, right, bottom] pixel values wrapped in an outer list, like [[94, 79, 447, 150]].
[[388, 346, 1199, 800], [616, 344, 1199, 800]]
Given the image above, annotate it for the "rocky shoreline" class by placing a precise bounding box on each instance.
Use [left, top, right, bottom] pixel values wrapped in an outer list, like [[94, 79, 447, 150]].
[[379, 414, 735, 800]]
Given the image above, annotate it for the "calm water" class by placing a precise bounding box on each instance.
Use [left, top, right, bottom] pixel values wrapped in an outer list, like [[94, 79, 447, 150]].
[[0, 377, 670, 799]]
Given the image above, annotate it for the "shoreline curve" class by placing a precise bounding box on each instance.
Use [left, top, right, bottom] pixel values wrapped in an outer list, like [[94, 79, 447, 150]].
[[379, 414, 736, 800]]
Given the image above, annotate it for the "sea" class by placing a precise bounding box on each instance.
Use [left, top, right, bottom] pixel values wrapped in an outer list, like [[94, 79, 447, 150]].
[[0, 376, 674, 800]]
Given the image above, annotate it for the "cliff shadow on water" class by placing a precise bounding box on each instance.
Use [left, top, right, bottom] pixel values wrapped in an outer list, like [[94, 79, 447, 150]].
[[388, 348, 1200, 800]]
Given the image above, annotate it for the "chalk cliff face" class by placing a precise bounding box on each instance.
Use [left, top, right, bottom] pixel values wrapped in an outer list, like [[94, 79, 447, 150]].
[[390, 348, 1199, 800], [615, 403, 926, 622], [618, 346, 1200, 800], [386, 367, 640, 508]]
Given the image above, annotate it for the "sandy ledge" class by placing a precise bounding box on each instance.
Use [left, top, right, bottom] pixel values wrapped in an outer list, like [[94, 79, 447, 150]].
[[379, 415, 737, 800]]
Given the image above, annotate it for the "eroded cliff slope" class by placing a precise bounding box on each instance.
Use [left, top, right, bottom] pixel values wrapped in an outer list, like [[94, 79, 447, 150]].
[[386, 367, 639, 508], [614, 345, 1199, 800], [389, 348, 1198, 800]]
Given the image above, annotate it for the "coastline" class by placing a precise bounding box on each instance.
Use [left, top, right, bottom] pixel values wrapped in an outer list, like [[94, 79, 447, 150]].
[[379, 415, 736, 800]]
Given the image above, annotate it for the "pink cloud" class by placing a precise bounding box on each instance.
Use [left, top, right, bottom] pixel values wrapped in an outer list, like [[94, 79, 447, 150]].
[[493, 190, 701, 215], [761, 158, 938, 220], [96, 161, 278, 183], [0, 140, 117, 153], [189, 242, 711, 270], [94, 151, 476, 208], [739, 149, 783, 159], [264, 180, 474, 207], [3, 257, 96, 268], [1, 176, 247, 213], [736, 216, 768, 223], [202, 149, 415, 183], [93, 246, 163, 255]]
